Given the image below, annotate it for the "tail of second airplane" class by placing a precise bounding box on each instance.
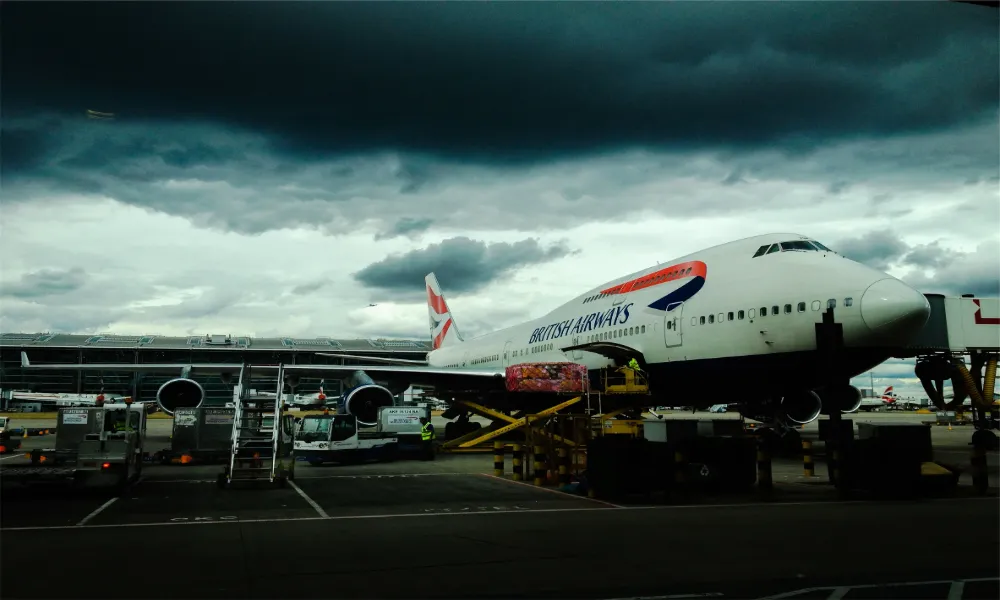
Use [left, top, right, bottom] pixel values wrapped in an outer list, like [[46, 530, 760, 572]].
[[426, 272, 464, 350]]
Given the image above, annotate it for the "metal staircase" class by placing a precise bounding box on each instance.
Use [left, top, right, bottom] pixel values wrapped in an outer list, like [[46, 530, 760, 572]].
[[219, 364, 290, 488]]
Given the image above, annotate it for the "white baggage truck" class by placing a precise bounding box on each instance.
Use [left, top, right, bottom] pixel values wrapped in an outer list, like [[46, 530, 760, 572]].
[[294, 406, 430, 465]]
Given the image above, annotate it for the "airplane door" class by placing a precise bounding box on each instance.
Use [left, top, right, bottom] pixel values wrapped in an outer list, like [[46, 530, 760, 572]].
[[570, 337, 583, 360], [502, 341, 513, 367], [664, 302, 683, 347]]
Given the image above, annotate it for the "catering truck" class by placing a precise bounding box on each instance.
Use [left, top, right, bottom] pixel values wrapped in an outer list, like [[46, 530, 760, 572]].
[[293, 405, 430, 465]]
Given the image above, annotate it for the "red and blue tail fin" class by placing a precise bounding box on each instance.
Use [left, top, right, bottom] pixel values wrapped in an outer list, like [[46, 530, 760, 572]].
[[425, 273, 464, 350]]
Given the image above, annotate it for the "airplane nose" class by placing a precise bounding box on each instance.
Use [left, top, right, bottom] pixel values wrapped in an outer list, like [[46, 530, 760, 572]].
[[860, 278, 931, 338]]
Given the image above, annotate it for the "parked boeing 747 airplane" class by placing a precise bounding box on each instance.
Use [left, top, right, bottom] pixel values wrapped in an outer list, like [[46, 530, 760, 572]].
[[20, 233, 932, 429]]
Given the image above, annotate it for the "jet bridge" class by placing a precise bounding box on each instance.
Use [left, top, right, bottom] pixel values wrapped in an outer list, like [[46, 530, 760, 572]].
[[894, 294, 999, 444]]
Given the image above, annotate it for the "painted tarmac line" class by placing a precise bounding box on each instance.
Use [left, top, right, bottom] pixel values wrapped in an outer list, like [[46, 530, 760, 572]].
[[758, 577, 999, 600], [3, 495, 993, 533], [76, 497, 118, 526], [478, 472, 624, 508], [0, 453, 26, 461], [288, 480, 329, 518], [139, 472, 476, 483]]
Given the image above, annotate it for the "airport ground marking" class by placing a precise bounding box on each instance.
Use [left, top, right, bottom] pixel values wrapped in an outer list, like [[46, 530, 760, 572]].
[[138, 472, 474, 484], [0, 453, 26, 461], [3, 495, 994, 533], [76, 497, 118, 526], [757, 576, 998, 599], [289, 479, 330, 518], [479, 472, 624, 508]]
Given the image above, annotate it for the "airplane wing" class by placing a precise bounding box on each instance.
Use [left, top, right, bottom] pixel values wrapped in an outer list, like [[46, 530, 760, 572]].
[[20, 352, 270, 375], [20, 352, 505, 390], [314, 352, 429, 366], [558, 341, 644, 365]]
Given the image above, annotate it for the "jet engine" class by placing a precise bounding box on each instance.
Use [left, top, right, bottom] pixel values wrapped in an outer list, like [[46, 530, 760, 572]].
[[344, 384, 396, 427], [818, 384, 863, 415], [779, 390, 823, 425], [156, 378, 206, 415]]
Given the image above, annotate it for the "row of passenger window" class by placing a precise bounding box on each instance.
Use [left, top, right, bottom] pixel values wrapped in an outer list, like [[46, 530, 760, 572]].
[[471, 353, 499, 365], [678, 297, 854, 329], [586, 324, 647, 343]]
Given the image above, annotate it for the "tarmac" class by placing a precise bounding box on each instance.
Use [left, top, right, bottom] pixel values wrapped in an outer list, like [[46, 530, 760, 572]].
[[1, 411, 998, 599]]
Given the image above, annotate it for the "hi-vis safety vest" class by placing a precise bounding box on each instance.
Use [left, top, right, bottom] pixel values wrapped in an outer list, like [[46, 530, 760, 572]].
[[628, 358, 641, 371], [421, 423, 435, 441]]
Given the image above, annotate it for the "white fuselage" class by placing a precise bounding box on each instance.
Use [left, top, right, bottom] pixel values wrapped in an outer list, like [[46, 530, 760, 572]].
[[425, 233, 930, 401]]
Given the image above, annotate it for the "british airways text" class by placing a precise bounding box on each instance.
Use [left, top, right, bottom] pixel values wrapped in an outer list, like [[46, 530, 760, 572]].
[[528, 303, 633, 344]]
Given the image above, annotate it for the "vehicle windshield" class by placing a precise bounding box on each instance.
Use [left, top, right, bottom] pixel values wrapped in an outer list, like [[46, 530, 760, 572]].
[[301, 418, 331, 433]]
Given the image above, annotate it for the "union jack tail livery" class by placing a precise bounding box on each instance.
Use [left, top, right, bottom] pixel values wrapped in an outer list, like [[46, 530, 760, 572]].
[[426, 272, 464, 350], [882, 386, 896, 403]]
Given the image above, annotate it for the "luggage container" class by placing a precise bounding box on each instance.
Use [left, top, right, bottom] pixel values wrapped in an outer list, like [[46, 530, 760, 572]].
[[1, 404, 147, 490], [159, 407, 237, 464]]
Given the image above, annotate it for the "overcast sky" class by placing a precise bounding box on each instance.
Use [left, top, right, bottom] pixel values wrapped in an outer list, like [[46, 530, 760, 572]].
[[2, 2, 997, 397]]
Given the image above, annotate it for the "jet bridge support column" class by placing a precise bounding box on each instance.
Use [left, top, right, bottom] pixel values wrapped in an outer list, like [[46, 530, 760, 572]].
[[816, 307, 848, 494]]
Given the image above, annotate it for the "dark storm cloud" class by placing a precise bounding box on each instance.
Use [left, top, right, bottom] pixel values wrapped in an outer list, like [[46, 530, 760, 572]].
[[3, 2, 997, 169], [834, 230, 1000, 297], [354, 237, 577, 294], [832, 230, 910, 272], [2, 267, 87, 299], [374, 218, 434, 242]]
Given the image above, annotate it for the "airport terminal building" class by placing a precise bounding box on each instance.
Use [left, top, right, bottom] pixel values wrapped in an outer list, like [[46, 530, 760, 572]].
[[0, 332, 432, 410]]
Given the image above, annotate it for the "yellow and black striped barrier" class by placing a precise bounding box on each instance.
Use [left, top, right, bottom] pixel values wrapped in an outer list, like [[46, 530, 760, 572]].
[[533, 445, 545, 486], [802, 440, 814, 477], [556, 447, 569, 486], [756, 436, 772, 492], [512, 444, 523, 481], [493, 441, 504, 477]]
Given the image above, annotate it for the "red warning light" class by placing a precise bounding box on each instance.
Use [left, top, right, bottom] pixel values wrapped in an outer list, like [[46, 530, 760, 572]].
[[102, 462, 111, 469]]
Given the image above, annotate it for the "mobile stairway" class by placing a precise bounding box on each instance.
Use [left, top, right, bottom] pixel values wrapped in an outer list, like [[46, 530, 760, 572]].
[[218, 364, 295, 488]]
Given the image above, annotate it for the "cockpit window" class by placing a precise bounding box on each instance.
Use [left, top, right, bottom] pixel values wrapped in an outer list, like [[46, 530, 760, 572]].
[[779, 241, 816, 252], [754, 240, 835, 257]]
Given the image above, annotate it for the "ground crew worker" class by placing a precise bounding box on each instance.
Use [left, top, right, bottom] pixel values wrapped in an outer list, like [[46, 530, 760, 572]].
[[627, 358, 642, 373], [419, 417, 436, 461]]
